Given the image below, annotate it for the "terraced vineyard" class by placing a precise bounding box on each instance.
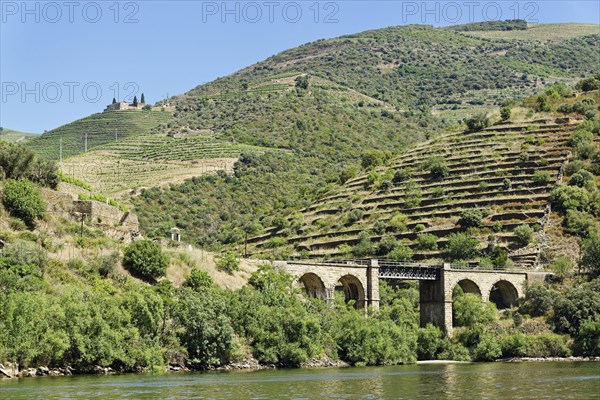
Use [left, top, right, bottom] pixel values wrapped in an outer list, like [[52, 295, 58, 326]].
[[27, 110, 172, 160], [248, 119, 596, 268], [59, 153, 238, 195], [94, 134, 273, 161], [59, 133, 277, 194]]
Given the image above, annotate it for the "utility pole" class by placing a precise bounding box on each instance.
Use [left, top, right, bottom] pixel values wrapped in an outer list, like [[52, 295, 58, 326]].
[[80, 213, 86, 237], [115, 129, 118, 142], [59, 138, 63, 162], [84, 132, 88, 152]]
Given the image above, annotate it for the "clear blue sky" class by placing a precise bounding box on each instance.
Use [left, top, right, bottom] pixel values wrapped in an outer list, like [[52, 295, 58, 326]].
[[1, 0, 599, 133]]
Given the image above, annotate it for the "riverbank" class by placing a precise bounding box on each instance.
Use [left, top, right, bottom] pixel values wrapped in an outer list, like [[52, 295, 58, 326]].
[[3, 356, 599, 380]]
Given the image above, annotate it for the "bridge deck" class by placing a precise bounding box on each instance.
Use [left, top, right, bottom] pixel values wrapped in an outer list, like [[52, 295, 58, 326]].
[[377, 261, 441, 280]]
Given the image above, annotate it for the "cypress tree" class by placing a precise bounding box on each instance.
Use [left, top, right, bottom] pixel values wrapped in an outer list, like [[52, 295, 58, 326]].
[[133, 96, 138, 107], [141, 93, 145, 104]]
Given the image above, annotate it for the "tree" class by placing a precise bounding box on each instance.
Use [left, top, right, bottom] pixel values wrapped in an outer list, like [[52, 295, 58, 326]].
[[112, 98, 116, 104], [133, 96, 138, 107], [216, 252, 240, 274], [458, 209, 484, 229], [140, 93, 145, 104], [0, 141, 58, 187], [173, 287, 233, 366], [446, 233, 480, 260], [514, 224, 534, 247], [465, 113, 490, 132], [423, 156, 449, 180], [388, 245, 413, 261], [295, 75, 309, 90], [581, 232, 600, 276], [123, 240, 168, 281], [1, 179, 46, 227], [453, 291, 497, 328], [183, 269, 213, 290], [500, 105, 512, 121], [361, 150, 387, 169], [575, 74, 600, 92]]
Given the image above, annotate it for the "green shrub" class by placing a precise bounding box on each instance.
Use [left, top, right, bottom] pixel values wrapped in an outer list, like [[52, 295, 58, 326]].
[[514, 224, 534, 247], [346, 209, 364, 225], [416, 234, 438, 251], [183, 269, 214, 290], [532, 171, 551, 185], [568, 129, 593, 148], [458, 209, 484, 228], [550, 186, 594, 211], [465, 113, 490, 132], [352, 231, 375, 258], [389, 212, 409, 232], [216, 252, 240, 274], [91, 252, 119, 278], [377, 235, 398, 255], [361, 150, 388, 169], [336, 310, 417, 366], [393, 168, 410, 183], [500, 332, 528, 357], [565, 160, 585, 176], [576, 74, 600, 92], [0, 142, 58, 187], [423, 156, 449, 180], [526, 334, 571, 357], [563, 210, 599, 237], [574, 318, 600, 356], [446, 233, 480, 261], [551, 279, 600, 335], [437, 341, 470, 361], [453, 292, 497, 327], [519, 283, 555, 318], [581, 232, 600, 276], [473, 335, 502, 361], [550, 256, 572, 279], [417, 324, 444, 360], [123, 240, 169, 281], [1, 179, 46, 227], [388, 245, 413, 261], [173, 287, 234, 366], [570, 169, 594, 188], [500, 105, 512, 121]]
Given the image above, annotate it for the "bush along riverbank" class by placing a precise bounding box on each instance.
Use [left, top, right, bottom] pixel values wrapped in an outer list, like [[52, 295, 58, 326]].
[[1, 251, 599, 379]]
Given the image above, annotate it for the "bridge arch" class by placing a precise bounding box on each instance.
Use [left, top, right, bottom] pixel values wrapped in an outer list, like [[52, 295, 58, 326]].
[[298, 272, 326, 299], [489, 280, 519, 309], [454, 279, 481, 297], [336, 274, 365, 309]]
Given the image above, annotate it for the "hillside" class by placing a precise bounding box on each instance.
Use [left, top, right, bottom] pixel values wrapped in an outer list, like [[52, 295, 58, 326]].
[[247, 88, 600, 269], [0, 128, 37, 143], [24, 21, 600, 249]]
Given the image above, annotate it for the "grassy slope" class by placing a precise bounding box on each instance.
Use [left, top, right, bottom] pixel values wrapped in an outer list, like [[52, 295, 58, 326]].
[[460, 23, 599, 41], [0, 128, 38, 143]]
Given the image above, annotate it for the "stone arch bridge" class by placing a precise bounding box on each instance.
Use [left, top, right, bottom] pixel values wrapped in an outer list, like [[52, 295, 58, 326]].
[[272, 259, 548, 335]]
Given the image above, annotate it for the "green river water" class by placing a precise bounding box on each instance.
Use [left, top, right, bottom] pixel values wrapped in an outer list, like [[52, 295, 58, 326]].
[[1, 362, 598, 399]]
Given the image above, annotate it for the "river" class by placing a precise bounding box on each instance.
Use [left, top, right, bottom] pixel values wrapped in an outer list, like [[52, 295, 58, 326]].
[[1, 362, 598, 399]]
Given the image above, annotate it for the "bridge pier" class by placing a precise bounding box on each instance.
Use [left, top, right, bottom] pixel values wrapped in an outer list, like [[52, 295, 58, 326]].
[[419, 265, 453, 336]]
